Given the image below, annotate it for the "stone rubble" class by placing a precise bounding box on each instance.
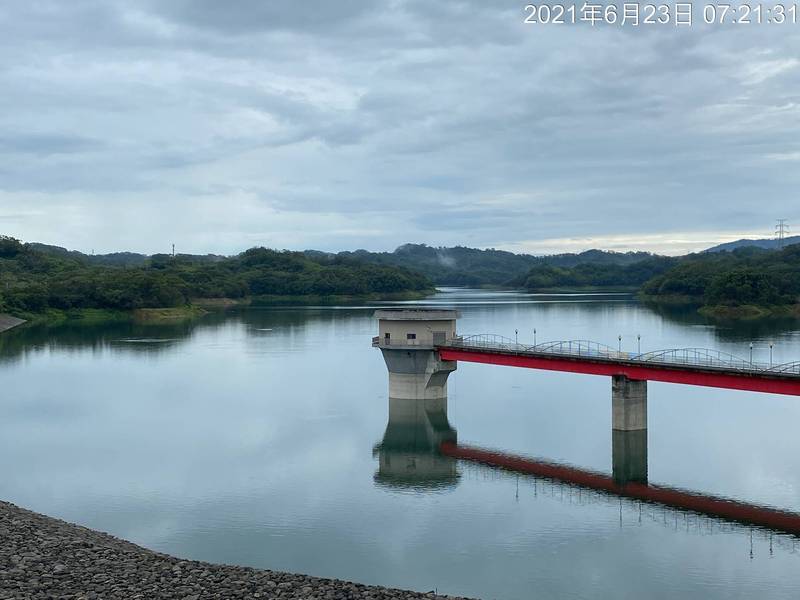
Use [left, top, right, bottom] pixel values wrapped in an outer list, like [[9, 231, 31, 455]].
[[1, 501, 473, 600]]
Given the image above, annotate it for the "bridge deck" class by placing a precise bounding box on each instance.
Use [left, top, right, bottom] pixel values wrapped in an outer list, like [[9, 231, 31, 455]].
[[436, 338, 800, 396]]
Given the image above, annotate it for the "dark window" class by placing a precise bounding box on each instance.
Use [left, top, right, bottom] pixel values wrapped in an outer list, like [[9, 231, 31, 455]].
[[406, 333, 417, 340]]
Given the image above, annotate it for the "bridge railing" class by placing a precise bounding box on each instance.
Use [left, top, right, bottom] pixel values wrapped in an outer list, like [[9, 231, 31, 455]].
[[448, 335, 634, 360], [443, 336, 792, 376], [765, 361, 800, 375]]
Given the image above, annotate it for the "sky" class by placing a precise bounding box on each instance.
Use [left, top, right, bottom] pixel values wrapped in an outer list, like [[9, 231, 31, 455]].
[[0, 1, 798, 256]]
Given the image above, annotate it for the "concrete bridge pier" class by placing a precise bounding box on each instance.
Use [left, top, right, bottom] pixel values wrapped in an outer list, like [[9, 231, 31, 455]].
[[611, 375, 648, 484]]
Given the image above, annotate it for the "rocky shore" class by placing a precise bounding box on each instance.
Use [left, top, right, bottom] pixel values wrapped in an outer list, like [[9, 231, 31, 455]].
[[1, 501, 472, 600]]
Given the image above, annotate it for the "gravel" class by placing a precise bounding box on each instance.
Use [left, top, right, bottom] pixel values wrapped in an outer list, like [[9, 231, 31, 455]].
[[1, 501, 473, 600]]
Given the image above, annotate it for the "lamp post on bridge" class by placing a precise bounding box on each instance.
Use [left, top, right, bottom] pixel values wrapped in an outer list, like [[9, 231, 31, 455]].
[[533, 328, 537, 346], [515, 329, 518, 345], [618, 335, 622, 353], [749, 342, 754, 366], [770, 342, 774, 367], [637, 334, 641, 355]]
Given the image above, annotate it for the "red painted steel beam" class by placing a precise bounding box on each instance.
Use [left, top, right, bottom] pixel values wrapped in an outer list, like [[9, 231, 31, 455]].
[[437, 348, 800, 396], [440, 442, 800, 535]]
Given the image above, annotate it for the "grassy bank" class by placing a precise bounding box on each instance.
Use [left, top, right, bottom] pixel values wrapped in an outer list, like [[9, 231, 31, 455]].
[[3, 289, 436, 328], [639, 293, 800, 321], [249, 289, 435, 306], [526, 286, 637, 294], [637, 293, 702, 306], [10, 305, 208, 327], [698, 304, 800, 320], [132, 306, 209, 322]]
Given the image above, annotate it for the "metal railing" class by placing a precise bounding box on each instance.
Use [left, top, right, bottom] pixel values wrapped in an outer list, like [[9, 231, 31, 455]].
[[765, 360, 800, 375], [440, 335, 800, 377]]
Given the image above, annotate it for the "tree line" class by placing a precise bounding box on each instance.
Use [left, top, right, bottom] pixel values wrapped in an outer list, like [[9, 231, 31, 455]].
[[641, 245, 800, 307], [516, 244, 800, 309], [0, 236, 432, 314]]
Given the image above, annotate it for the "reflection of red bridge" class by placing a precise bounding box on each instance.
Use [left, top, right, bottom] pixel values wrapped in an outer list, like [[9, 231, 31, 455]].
[[441, 442, 800, 536], [437, 336, 800, 395]]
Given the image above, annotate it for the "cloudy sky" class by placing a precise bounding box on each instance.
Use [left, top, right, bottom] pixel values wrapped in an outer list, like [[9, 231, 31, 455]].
[[0, 1, 798, 256]]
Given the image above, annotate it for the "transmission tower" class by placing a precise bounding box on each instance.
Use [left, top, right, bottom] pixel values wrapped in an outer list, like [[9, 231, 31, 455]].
[[775, 220, 789, 248]]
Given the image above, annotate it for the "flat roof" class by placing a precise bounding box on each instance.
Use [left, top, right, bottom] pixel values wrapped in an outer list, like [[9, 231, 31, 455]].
[[374, 309, 460, 321]]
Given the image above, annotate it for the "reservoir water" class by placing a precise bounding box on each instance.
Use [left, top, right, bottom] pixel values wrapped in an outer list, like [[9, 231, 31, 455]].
[[2, 288, 800, 599]]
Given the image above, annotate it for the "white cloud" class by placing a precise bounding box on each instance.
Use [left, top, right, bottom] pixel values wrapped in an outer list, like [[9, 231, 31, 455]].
[[0, 2, 798, 254]]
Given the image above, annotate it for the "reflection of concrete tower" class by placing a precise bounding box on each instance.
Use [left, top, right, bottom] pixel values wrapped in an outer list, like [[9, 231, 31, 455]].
[[372, 309, 459, 400], [374, 397, 459, 490]]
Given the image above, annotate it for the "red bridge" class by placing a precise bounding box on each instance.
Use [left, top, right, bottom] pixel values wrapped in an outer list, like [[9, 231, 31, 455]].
[[436, 335, 800, 396]]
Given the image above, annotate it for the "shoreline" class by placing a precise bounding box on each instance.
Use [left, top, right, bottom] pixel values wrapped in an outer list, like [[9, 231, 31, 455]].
[[0, 500, 472, 600], [638, 295, 800, 321], [1, 290, 435, 329]]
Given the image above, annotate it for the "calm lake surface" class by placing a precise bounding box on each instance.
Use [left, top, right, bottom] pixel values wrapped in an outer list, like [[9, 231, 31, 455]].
[[2, 288, 800, 599]]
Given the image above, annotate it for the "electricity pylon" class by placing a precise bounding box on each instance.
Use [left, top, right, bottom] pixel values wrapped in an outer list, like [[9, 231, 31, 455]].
[[775, 220, 789, 248]]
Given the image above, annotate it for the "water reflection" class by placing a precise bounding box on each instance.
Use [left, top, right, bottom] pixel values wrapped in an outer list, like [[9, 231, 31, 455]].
[[644, 301, 800, 343], [373, 397, 458, 491], [372, 393, 800, 537], [0, 307, 380, 364], [613, 430, 648, 485], [4, 290, 800, 598]]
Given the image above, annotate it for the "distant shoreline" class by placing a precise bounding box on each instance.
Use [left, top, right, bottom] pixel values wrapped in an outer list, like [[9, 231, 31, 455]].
[[2, 290, 435, 328], [637, 293, 800, 321]]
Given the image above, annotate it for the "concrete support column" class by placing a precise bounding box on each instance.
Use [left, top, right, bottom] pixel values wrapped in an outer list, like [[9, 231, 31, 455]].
[[611, 375, 648, 484], [380, 349, 456, 401], [612, 375, 647, 431]]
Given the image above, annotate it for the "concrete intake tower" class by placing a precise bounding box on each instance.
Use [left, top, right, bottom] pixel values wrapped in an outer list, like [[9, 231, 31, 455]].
[[372, 309, 460, 401]]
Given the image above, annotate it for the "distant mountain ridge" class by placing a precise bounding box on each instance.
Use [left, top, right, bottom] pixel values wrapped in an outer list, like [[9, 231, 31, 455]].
[[28, 240, 665, 286], [330, 243, 660, 286], [703, 236, 800, 253]]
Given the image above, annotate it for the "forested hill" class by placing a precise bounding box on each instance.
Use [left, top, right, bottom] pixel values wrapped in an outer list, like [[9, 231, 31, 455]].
[[514, 244, 800, 313], [641, 245, 800, 310], [514, 256, 678, 290], [0, 236, 432, 315], [28, 242, 226, 267], [330, 244, 658, 286], [703, 236, 800, 253]]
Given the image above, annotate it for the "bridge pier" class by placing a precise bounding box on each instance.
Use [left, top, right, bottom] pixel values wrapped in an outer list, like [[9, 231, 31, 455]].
[[612, 375, 648, 484], [612, 375, 647, 431]]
